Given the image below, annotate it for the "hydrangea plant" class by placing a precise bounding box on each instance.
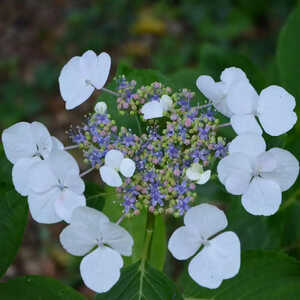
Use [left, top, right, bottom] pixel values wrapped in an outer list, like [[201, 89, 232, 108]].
[[1, 49, 299, 298]]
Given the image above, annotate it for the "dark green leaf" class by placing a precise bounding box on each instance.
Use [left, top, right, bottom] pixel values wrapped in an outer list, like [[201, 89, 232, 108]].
[[0, 189, 28, 278], [95, 262, 183, 300], [0, 275, 86, 300], [182, 250, 300, 299], [85, 181, 106, 211]]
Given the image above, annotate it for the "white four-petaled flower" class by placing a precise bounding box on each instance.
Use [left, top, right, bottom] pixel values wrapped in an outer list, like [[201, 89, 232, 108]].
[[217, 133, 299, 216], [168, 203, 240, 289], [197, 67, 297, 136], [60, 207, 133, 293], [141, 94, 173, 120], [186, 163, 211, 185], [27, 150, 86, 223], [1, 121, 63, 196], [59, 50, 111, 110], [100, 150, 136, 187]]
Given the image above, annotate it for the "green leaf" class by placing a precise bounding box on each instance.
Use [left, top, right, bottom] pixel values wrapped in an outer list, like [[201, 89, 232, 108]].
[[85, 181, 106, 211], [182, 250, 300, 299], [102, 192, 167, 270], [277, 5, 300, 104], [95, 261, 183, 300], [227, 198, 282, 250], [0, 189, 28, 278], [0, 275, 86, 299]]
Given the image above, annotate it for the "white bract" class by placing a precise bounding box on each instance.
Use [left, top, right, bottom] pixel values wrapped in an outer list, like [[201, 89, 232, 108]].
[[1, 121, 63, 196], [60, 206, 133, 293], [168, 203, 240, 289], [217, 133, 299, 216], [59, 50, 111, 110], [27, 150, 86, 224], [95, 101, 108, 114], [197, 67, 297, 136], [186, 163, 211, 184], [100, 150, 136, 187], [141, 94, 173, 120]]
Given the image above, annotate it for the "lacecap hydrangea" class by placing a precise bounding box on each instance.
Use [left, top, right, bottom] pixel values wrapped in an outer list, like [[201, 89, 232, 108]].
[[1, 49, 299, 294]]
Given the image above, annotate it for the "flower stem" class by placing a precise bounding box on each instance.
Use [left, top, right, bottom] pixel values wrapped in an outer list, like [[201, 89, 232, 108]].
[[101, 87, 120, 97], [217, 122, 231, 128], [116, 214, 126, 225], [64, 145, 79, 150], [196, 103, 213, 109], [140, 212, 155, 270], [135, 115, 143, 135], [80, 167, 95, 177]]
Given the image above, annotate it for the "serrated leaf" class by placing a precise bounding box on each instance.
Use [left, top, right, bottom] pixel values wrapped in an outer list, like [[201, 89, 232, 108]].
[[0, 275, 86, 299], [0, 189, 28, 278], [182, 250, 300, 299], [94, 261, 183, 300]]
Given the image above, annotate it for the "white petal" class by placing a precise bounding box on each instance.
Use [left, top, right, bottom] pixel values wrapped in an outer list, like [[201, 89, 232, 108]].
[[101, 222, 134, 256], [160, 95, 173, 112], [60, 206, 109, 256], [196, 75, 225, 103], [209, 231, 241, 279], [51, 136, 64, 150], [241, 177, 282, 216], [186, 163, 202, 181], [105, 150, 124, 169], [262, 148, 299, 191], [80, 247, 123, 293], [184, 204, 228, 240], [28, 189, 62, 224], [64, 174, 85, 194], [196, 170, 211, 185], [1, 122, 35, 163], [119, 158, 136, 178], [54, 189, 86, 223], [220, 67, 248, 85], [188, 231, 240, 289], [229, 133, 266, 159], [30, 122, 52, 159], [12, 157, 41, 196], [49, 150, 80, 180], [95, 101, 107, 114], [226, 80, 258, 115], [28, 160, 57, 193], [100, 166, 122, 187], [95, 52, 111, 89], [258, 85, 297, 136], [217, 153, 253, 195], [141, 101, 163, 120], [168, 226, 201, 260], [217, 153, 249, 185], [188, 246, 223, 289], [255, 151, 277, 173], [59, 56, 94, 110], [230, 114, 262, 135]]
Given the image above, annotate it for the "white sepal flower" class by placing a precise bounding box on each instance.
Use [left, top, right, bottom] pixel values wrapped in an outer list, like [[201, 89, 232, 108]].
[[217, 133, 299, 215], [197, 68, 297, 136], [100, 150, 136, 187], [196, 67, 249, 118], [168, 204, 240, 289], [141, 94, 173, 120], [27, 150, 86, 224], [59, 206, 133, 293], [186, 163, 211, 185], [2, 121, 55, 196], [95, 101, 108, 114], [59, 50, 111, 110]]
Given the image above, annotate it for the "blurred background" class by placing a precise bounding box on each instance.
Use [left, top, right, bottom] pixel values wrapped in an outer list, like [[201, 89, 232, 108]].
[[0, 0, 299, 298]]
